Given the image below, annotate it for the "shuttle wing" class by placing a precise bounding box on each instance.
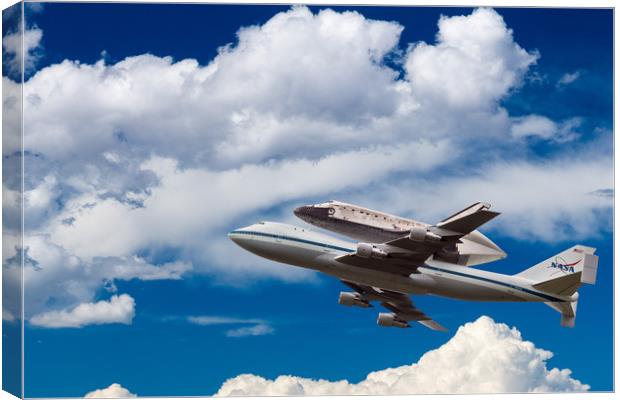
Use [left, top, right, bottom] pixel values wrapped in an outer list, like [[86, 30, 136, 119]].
[[435, 202, 500, 236], [341, 281, 448, 331], [335, 202, 501, 269]]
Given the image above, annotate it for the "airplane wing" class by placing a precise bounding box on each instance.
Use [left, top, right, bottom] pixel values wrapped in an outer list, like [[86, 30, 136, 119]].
[[341, 281, 447, 331], [335, 202, 500, 272]]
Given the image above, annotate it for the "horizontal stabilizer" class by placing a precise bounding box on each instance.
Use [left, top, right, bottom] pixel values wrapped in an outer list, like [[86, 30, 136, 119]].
[[534, 274, 582, 296], [436, 202, 500, 234]]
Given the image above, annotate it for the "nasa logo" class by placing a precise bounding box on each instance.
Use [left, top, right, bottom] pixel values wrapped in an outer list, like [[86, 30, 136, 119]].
[[548, 257, 581, 274]]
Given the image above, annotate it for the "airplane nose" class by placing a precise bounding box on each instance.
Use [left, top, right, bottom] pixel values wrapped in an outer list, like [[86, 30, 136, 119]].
[[228, 227, 256, 251], [228, 230, 241, 243], [228, 224, 257, 245], [228, 225, 270, 256], [228, 230, 244, 246]]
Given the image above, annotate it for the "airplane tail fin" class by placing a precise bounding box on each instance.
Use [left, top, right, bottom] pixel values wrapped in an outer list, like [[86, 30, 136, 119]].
[[516, 245, 598, 327]]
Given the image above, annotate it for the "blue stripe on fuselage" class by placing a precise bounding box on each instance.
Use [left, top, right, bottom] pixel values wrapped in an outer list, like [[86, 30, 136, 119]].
[[229, 230, 566, 302], [421, 265, 565, 302], [229, 230, 355, 253]]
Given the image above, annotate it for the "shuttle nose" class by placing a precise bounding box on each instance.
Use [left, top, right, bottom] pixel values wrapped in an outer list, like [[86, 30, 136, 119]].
[[293, 205, 330, 221], [293, 206, 310, 218]]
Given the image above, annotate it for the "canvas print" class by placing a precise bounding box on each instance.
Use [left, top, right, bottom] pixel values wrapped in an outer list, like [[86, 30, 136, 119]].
[[2, 2, 613, 398]]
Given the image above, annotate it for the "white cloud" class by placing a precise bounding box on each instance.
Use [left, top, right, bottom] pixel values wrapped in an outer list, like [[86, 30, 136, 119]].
[[30, 294, 135, 328], [215, 316, 588, 395], [226, 324, 274, 338], [188, 316, 263, 325], [18, 7, 541, 170], [48, 141, 450, 262], [2, 77, 22, 156], [10, 233, 191, 318], [511, 115, 581, 142], [84, 383, 137, 398], [511, 115, 556, 139], [405, 8, 538, 111], [557, 71, 581, 87], [188, 315, 274, 337], [3, 27, 43, 76], [21, 7, 406, 167], [93, 257, 191, 281], [2, 308, 16, 322], [349, 156, 612, 242]]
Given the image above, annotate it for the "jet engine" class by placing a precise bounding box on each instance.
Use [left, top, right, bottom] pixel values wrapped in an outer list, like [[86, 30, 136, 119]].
[[408, 226, 442, 243], [356, 242, 388, 258], [377, 312, 409, 328], [338, 292, 371, 308]]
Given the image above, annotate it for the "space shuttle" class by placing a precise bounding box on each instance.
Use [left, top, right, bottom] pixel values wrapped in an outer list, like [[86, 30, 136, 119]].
[[294, 200, 507, 267]]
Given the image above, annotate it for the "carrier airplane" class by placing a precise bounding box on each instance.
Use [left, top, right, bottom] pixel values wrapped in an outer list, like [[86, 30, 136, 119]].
[[229, 202, 598, 331]]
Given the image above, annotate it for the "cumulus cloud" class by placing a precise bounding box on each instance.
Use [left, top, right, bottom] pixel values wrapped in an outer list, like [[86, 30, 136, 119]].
[[30, 294, 135, 328], [20, 7, 407, 167], [215, 316, 588, 395], [189, 315, 274, 337], [84, 383, 137, 398], [405, 8, 538, 111], [16, 7, 540, 170], [511, 115, 581, 142]]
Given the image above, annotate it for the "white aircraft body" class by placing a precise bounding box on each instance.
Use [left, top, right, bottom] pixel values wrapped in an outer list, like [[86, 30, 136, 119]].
[[294, 200, 507, 267], [229, 202, 598, 331]]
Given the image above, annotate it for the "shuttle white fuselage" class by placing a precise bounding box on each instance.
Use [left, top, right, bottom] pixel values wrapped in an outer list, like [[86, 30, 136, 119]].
[[294, 201, 506, 267]]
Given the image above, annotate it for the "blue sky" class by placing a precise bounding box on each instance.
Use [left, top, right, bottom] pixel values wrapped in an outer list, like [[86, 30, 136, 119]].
[[1, 3, 613, 397]]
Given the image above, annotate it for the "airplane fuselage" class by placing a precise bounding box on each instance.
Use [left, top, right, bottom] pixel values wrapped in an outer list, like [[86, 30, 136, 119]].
[[229, 222, 570, 304]]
